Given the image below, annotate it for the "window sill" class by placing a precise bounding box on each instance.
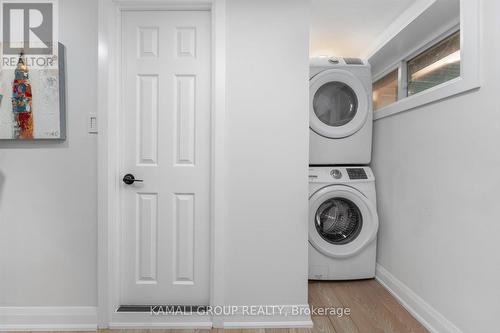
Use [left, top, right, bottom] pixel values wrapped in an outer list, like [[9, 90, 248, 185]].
[[373, 76, 480, 121]]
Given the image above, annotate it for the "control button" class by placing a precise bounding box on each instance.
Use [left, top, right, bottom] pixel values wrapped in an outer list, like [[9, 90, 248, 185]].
[[328, 56, 339, 64], [330, 169, 342, 179]]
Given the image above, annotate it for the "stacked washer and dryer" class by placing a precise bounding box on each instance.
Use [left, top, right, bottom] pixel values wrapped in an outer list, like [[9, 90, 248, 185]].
[[308, 57, 379, 280]]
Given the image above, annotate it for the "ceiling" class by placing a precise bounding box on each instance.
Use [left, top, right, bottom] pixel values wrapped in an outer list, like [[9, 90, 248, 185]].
[[310, 0, 416, 58]]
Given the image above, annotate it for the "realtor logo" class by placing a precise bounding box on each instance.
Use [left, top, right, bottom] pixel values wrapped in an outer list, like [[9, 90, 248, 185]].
[[1, 0, 58, 68], [2, 1, 54, 55]]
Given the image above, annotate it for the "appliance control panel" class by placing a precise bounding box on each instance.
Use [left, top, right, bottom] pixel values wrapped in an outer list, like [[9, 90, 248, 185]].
[[346, 168, 368, 180], [309, 166, 374, 183]]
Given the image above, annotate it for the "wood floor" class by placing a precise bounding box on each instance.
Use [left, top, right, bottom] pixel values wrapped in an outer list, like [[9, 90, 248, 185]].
[[305, 279, 428, 333], [9, 280, 428, 333]]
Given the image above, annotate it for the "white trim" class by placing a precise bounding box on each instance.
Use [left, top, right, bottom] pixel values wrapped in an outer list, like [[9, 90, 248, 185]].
[[362, 0, 437, 60], [372, 20, 459, 84], [403, 23, 460, 65], [109, 323, 212, 329], [373, 76, 476, 120], [376, 264, 463, 333], [113, 0, 211, 11], [209, 0, 227, 328], [108, 311, 213, 328], [372, 64, 399, 84], [397, 60, 408, 100], [372, 23, 459, 90], [0, 306, 97, 331], [109, 304, 312, 330], [97, 0, 226, 328], [108, 321, 212, 329], [371, 0, 480, 120]]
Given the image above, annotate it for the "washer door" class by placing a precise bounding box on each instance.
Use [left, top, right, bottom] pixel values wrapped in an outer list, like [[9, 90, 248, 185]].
[[309, 185, 378, 258], [310, 69, 369, 139]]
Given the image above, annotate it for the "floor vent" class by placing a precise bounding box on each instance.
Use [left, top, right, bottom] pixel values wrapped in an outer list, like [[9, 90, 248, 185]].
[[117, 305, 208, 313]]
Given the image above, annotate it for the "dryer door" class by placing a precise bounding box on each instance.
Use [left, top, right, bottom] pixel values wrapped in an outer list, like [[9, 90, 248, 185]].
[[309, 185, 378, 258], [310, 69, 369, 138]]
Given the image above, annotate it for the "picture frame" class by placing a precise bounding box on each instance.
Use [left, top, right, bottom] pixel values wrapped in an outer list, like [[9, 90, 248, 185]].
[[0, 42, 66, 140]]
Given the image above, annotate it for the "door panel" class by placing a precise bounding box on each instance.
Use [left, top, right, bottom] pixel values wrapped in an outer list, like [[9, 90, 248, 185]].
[[137, 193, 158, 283], [137, 75, 159, 165], [173, 193, 195, 284], [175, 75, 196, 165], [120, 10, 211, 305]]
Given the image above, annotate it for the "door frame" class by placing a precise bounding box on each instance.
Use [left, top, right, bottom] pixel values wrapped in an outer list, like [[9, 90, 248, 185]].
[[97, 0, 226, 328]]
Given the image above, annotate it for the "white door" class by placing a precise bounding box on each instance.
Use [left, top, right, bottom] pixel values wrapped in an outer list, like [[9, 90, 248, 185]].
[[120, 10, 211, 305]]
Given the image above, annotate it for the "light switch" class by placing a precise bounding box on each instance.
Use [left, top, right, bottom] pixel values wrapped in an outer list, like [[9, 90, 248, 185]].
[[88, 114, 98, 133]]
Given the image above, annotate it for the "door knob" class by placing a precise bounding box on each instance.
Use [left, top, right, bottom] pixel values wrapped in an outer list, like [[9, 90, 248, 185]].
[[123, 174, 143, 185]]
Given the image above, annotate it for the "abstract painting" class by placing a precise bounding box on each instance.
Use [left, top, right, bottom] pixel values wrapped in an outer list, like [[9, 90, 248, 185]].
[[0, 43, 66, 140]]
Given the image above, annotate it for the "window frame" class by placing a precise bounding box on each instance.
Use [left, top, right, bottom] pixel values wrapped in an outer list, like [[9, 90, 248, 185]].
[[406, 30, 461, 97], [372, 67, 401, 111], [372, 0, 480, 120]]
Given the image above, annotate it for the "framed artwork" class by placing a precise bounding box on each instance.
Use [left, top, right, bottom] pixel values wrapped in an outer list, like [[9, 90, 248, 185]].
[[0, 43, 66, 140]]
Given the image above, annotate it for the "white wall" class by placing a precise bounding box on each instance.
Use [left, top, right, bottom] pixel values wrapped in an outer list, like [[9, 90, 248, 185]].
[[0, 0, 98, 306], [0, 0, 310, 318], [224, 0, 310, 311], [372, 1, 500, 332]]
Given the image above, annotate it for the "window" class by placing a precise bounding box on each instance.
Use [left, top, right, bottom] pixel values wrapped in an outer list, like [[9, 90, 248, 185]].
[[371, 30, 462, 113], [369, 0, 480, 120], [407, 31, 460, 96], [373, 69, 398, 111]]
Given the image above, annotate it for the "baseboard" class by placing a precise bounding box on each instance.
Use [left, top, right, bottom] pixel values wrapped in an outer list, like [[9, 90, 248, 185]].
[[0, 304, 312, 330], [221, 320, 313, 329], [108, 321, 213, 329], [109, 307, 213, 329], [218, 304, 313, 329], [0, 306, 97, 331], [375, 264, 463, 333]]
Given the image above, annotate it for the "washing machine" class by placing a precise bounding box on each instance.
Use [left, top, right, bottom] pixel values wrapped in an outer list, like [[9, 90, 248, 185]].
[[309, 166, 378, 280], [309, 57, 373, 165]]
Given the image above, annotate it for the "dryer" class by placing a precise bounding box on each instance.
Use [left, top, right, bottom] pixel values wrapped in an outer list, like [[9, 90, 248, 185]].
[[309, 166, 378, 280], [309, 57, 373, 165]]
